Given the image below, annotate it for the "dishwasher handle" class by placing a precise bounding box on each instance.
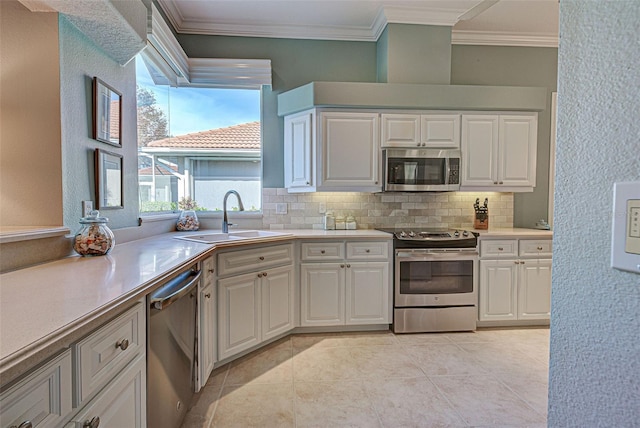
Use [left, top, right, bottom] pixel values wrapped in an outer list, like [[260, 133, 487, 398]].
[[150, 269, 202, 311]]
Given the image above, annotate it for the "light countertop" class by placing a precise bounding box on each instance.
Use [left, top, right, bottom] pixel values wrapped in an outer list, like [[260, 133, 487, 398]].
[[0, 229, 390, 385], [472, 228, 553, 239]]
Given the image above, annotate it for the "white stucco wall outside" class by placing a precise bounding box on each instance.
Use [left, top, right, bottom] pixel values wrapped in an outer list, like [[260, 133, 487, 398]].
[[548, 1, 640, 426]]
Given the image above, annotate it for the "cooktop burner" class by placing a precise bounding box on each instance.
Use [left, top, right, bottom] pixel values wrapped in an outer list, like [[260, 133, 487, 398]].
[[377, 228, 478, 249]]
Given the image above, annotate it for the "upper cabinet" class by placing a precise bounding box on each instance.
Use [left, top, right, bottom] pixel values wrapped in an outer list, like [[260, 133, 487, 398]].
[[381, 113, 460, 148], [284, 109, 381, 193], [461, 113, 538, 192]]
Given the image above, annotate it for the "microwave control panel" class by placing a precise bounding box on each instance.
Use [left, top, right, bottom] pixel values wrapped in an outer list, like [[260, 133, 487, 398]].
[[611, 181, 640, 274]]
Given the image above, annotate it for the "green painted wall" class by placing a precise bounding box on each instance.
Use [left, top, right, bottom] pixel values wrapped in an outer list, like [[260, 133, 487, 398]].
[[177, 34, 377, 187], [451, 45, 558, 227], [178, 33, 557, 226]]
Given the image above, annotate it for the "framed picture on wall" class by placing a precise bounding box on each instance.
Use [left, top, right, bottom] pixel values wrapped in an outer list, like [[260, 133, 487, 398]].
[[92, 77, 122, 147], [95, 148, 123, 209]]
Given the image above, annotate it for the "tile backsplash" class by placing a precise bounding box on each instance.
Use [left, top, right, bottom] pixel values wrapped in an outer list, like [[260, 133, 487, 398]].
[[262, 188, 513, 230]]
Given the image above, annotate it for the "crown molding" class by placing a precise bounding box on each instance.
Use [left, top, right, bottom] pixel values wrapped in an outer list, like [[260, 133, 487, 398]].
[[452, 30, 558, 48]]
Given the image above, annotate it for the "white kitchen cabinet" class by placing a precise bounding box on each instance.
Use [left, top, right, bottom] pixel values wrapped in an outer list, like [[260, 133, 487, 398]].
[[0, 350, 73, 428], [478, 238, 552, 325], [284, 109, 381, 192], [284, 110, 314, 191], [199, 256, 216, 388], [65, 354, 146, 428], [381, 113, 460, 148], [300, 240, 391, 327], [461, 113, 537, 191], [217, 244, 295, 360]]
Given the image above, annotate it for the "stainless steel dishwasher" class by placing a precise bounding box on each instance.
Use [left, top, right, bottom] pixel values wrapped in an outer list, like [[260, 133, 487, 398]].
[[148, 264, 201, 428]]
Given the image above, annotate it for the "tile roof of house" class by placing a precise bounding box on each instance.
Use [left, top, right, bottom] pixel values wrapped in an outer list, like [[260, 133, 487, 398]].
[[146, 121, 260, 149]]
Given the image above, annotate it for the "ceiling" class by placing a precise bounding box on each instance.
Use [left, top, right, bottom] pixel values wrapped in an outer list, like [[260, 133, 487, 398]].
[[157, 0, 559, 47]]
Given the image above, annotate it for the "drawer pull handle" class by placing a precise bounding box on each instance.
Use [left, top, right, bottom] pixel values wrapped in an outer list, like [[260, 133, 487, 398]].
[[346, 264, 351, 268], [11, 421, 33, 428], [520, 261, 525, 265], [257, 273, 263, 278], [259, 256, 265, 261], [115, 339, 129, 351], [514, 261, 519, 264], [320, 250, 326, 254], [537, 246, 543, 251], [204, 293, 211, 298], [263, 272, 268, 277], [340, 264, 345, 268], [498, 247, 504, 251], [365, 249, 370, 253], [83, 417, 100, 428]]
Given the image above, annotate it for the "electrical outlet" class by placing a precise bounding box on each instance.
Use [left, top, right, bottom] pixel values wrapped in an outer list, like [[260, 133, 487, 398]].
[[276, 203, 288, 214], [82, 200, 93, 217], [319, 203, 326, 214]]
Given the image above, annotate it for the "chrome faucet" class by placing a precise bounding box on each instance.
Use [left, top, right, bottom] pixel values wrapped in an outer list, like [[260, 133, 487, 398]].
[[222, 190, 245, 233]]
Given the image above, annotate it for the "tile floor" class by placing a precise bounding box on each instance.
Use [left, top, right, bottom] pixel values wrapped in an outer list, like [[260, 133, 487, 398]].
[[181, 328, 550, 428]]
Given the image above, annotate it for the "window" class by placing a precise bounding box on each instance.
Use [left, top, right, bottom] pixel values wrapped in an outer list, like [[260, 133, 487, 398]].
[[136, 56, 262, 213]]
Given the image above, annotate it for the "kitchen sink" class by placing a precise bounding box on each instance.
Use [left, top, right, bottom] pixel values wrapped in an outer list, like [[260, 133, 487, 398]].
[[174, 230, 291, 244]]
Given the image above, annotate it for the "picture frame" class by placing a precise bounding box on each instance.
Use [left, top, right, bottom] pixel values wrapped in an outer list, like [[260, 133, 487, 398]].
[[92, 77, 122, 147], [95, 148, 123, 209]]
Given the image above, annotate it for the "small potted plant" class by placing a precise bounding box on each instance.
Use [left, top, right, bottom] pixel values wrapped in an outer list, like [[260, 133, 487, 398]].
[[176, 196, 200, 231]]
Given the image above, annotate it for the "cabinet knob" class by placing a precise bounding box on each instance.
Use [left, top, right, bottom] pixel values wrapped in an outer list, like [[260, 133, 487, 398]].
[[115, 339, 129, 351], [257, 273, 263, 278], [346, 264, 351, 268], [340, 264, 345, 268], [83, 417, 100, 428], [498, 247, 504, 251], [494, 181, 498, 185], [499, 181, 504, 184], [320, 250, 326, 254], [204, 293, 211, 298], [514, 261, 520, 264], [375, 181, 379, 184], [520, 261, 525, 265], [259, 256, 265, 261], [365, 249, 370, 253], [537, 246, 543, 251], [263, 272, 268, 277], [306, 181, 310, 185], [208, 268, 214, 273], [11, 422, 33, 428]]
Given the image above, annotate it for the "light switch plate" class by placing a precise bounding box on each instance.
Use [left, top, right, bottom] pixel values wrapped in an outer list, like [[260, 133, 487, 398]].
[[82, 200, 94, 217], [611, 182, 640, 274]]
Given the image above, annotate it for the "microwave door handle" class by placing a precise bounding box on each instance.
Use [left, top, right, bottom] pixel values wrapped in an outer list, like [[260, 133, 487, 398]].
[[445, 157, 451, 185]]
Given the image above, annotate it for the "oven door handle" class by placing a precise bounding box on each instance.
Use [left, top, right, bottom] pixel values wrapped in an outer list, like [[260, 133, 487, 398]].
[[396, 249, 478, 260]]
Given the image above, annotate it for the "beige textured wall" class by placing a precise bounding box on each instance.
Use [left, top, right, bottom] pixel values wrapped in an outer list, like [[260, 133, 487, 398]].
[[0, 1, 62, 227]]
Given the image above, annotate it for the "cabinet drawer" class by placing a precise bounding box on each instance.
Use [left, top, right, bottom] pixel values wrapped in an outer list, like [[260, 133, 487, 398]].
[[218, 243, 294, 277], [301, 242, 344, 261], [0, 350, 72, 428], [346, 241, 389, 260], [74, 303, 145, 407], [519, 239, 553, 257], [480, 239, 518, 258]]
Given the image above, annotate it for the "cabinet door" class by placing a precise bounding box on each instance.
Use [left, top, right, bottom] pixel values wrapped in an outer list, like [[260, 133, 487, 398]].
[[420, 114, 460, 148], [67, 355, 146, 428], [284, 110, 314, 190], [261, 265, 295, 341], [319, 112, 381, 191], [0, 351, 72, 428], [479, 260, 518, 321], [381, 113, 420, 147], [218, 273, 261, 360], [518, 259, 552, 320], [199, 281, 216, 387], [461, 115, 499, 186], [345, 262, 390, 325], [300, 263, 345, 326], [498, 114, 537, 187]]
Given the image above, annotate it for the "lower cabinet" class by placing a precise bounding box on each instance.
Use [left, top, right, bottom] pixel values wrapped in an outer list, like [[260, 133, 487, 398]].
[[479, 258, 552, 322], [300, 261, 390, 327], [199, 256, 217, 389], [0, 303, 146, 428], [218, 264, 295, 360], [64, 354, 146, 428]]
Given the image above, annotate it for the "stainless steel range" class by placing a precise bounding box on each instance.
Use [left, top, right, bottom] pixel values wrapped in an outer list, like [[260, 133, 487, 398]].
[[378, 228, 478, 333]]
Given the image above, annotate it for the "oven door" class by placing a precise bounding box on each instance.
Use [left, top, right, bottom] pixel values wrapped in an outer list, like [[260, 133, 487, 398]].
[[395, 249, 478, 307]]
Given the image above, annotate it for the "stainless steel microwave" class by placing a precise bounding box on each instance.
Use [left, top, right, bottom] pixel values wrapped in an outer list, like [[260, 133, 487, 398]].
[[383, 148, 460, 192]]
